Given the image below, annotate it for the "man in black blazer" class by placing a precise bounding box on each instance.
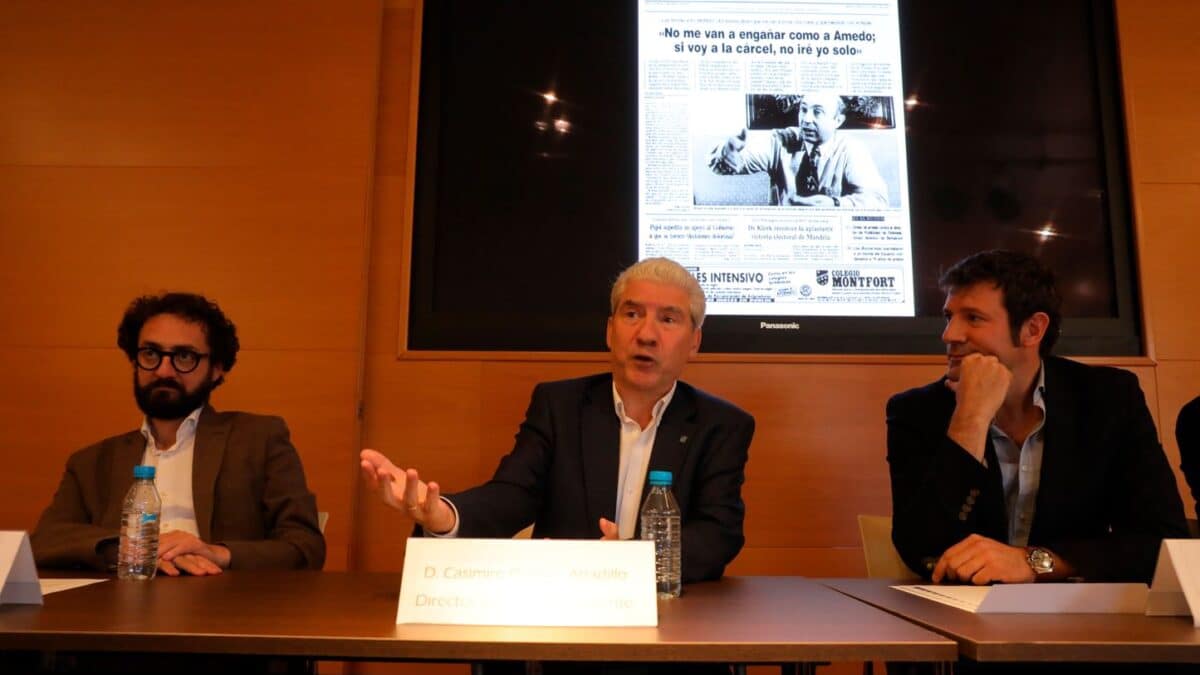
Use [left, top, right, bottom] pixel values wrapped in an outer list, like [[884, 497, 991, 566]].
[[361, 257, 754, 584], [1176, 395, 1200, 522], [888, 250, 1186, 584]]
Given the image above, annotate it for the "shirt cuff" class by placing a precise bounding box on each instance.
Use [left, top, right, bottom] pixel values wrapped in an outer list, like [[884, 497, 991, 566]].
[[424, 497, 461, 538]]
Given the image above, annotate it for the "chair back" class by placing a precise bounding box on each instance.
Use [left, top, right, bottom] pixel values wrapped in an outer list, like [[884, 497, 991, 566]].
[[857, 514, 918, 581]]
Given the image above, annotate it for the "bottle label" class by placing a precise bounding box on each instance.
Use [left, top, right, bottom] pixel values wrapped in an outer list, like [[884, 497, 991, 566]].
[[141, 513, 158, 524]]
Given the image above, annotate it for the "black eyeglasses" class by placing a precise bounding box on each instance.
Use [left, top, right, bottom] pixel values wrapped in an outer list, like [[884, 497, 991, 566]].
[[135, 347, 209, 374]]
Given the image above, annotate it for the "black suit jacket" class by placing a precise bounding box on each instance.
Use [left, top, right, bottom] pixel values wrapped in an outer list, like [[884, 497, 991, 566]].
[[887, 356, 1187, 583], [447, 373, 755, 583], [1175, 395, 1200, 522]]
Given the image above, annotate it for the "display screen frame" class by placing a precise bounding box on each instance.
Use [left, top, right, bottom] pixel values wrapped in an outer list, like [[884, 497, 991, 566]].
[[405, 0, 1141, 357]]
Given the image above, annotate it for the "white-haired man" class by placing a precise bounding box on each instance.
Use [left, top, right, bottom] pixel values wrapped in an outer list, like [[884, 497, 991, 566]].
[[361, 257, 754, 586]]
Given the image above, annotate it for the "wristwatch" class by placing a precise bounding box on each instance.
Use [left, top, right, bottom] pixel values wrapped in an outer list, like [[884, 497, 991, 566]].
[[1026, 547, 1055, 576]]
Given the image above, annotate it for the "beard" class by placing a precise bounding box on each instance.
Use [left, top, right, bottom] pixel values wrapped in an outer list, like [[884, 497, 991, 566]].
[[133, 373, 217, 420]]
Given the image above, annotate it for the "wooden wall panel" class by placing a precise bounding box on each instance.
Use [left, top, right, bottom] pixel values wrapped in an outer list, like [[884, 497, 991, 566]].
[[1114, 1, 1200, 184], [0, 167, 370, 350], [353, 358, 483, 571], [373, 6, 417, 178], [0, 348, 130, 531], [366, 175, 414, 353], [728, 547, 866, 578], [0, 1, 378, 168], [0, 0, 381, 580], [360, 359, 485, 479], [1132, 184, 1200, 361]]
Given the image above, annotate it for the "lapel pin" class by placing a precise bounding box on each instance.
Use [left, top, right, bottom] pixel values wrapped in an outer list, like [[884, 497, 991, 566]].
[[679, 435, 688, 444]]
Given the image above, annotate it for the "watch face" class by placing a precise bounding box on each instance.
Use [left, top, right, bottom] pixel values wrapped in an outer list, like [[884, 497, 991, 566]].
[[1028, 548, 1054, 574]]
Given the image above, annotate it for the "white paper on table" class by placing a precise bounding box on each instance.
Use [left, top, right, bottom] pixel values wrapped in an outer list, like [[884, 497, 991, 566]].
[[1146, 539, 1200, 627], [892, 584, 990, 611], [893, 583, 1148, 613], [0, 531, 43, 605], [40, 578, 107, 595]]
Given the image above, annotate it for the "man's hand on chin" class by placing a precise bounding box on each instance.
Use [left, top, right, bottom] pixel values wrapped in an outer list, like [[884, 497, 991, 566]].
[[945, 353, 1012, 461], [946, 353, 1011, 413], [932, 534, 1034, 584], [156, 530, 231, 576]]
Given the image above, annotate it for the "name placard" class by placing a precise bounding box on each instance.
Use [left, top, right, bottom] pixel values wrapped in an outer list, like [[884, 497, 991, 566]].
[[397, 537, 657, 626], [0, 531, 42, 606], [1146, 539, 1200, 626]]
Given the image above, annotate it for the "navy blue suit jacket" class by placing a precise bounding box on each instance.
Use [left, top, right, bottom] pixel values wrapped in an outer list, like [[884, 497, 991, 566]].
[[448, 373, 754, 583], [887, 356, 1187, 583]]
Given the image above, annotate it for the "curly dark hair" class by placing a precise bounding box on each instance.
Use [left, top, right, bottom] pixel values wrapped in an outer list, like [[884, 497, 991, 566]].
[[939, 250, 1062, 356], [116, 293, 240, 374]]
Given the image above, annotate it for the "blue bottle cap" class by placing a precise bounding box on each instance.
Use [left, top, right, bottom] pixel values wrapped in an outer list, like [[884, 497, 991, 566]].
[[133, 465, 156, 479], [648, 470, 672, 486]]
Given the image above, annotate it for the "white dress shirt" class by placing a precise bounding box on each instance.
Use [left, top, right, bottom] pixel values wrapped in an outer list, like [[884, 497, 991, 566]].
[[613, 383, 675, 539], [139, 406, 203, 538]]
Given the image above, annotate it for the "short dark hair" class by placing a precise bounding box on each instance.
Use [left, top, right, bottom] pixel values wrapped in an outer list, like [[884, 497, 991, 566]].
[[939, 250, 1062, 356], [117, 293, 240, 373]]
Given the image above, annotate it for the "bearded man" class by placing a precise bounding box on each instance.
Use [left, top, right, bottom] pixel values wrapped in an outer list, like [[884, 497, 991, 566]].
[[32, 293, 325, 574]]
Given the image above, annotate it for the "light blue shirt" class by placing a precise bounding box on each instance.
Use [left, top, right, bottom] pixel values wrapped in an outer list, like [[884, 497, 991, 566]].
[[988, 364, 1047, 547]]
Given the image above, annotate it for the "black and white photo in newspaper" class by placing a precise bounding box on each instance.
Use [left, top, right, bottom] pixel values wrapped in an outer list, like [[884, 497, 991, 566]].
[[638, 0, 914, 317]]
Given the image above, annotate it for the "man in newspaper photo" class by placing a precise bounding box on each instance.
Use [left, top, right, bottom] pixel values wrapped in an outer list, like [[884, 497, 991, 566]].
[[708, 93, 888, 208]]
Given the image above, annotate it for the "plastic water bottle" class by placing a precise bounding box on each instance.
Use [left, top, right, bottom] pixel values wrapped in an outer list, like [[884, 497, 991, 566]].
[[640, 469, 682, 598], [118, 465, 161, 580]]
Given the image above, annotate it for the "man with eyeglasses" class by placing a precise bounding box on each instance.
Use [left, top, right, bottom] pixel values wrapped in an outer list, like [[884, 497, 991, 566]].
[[31, 292, 325, 574]]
